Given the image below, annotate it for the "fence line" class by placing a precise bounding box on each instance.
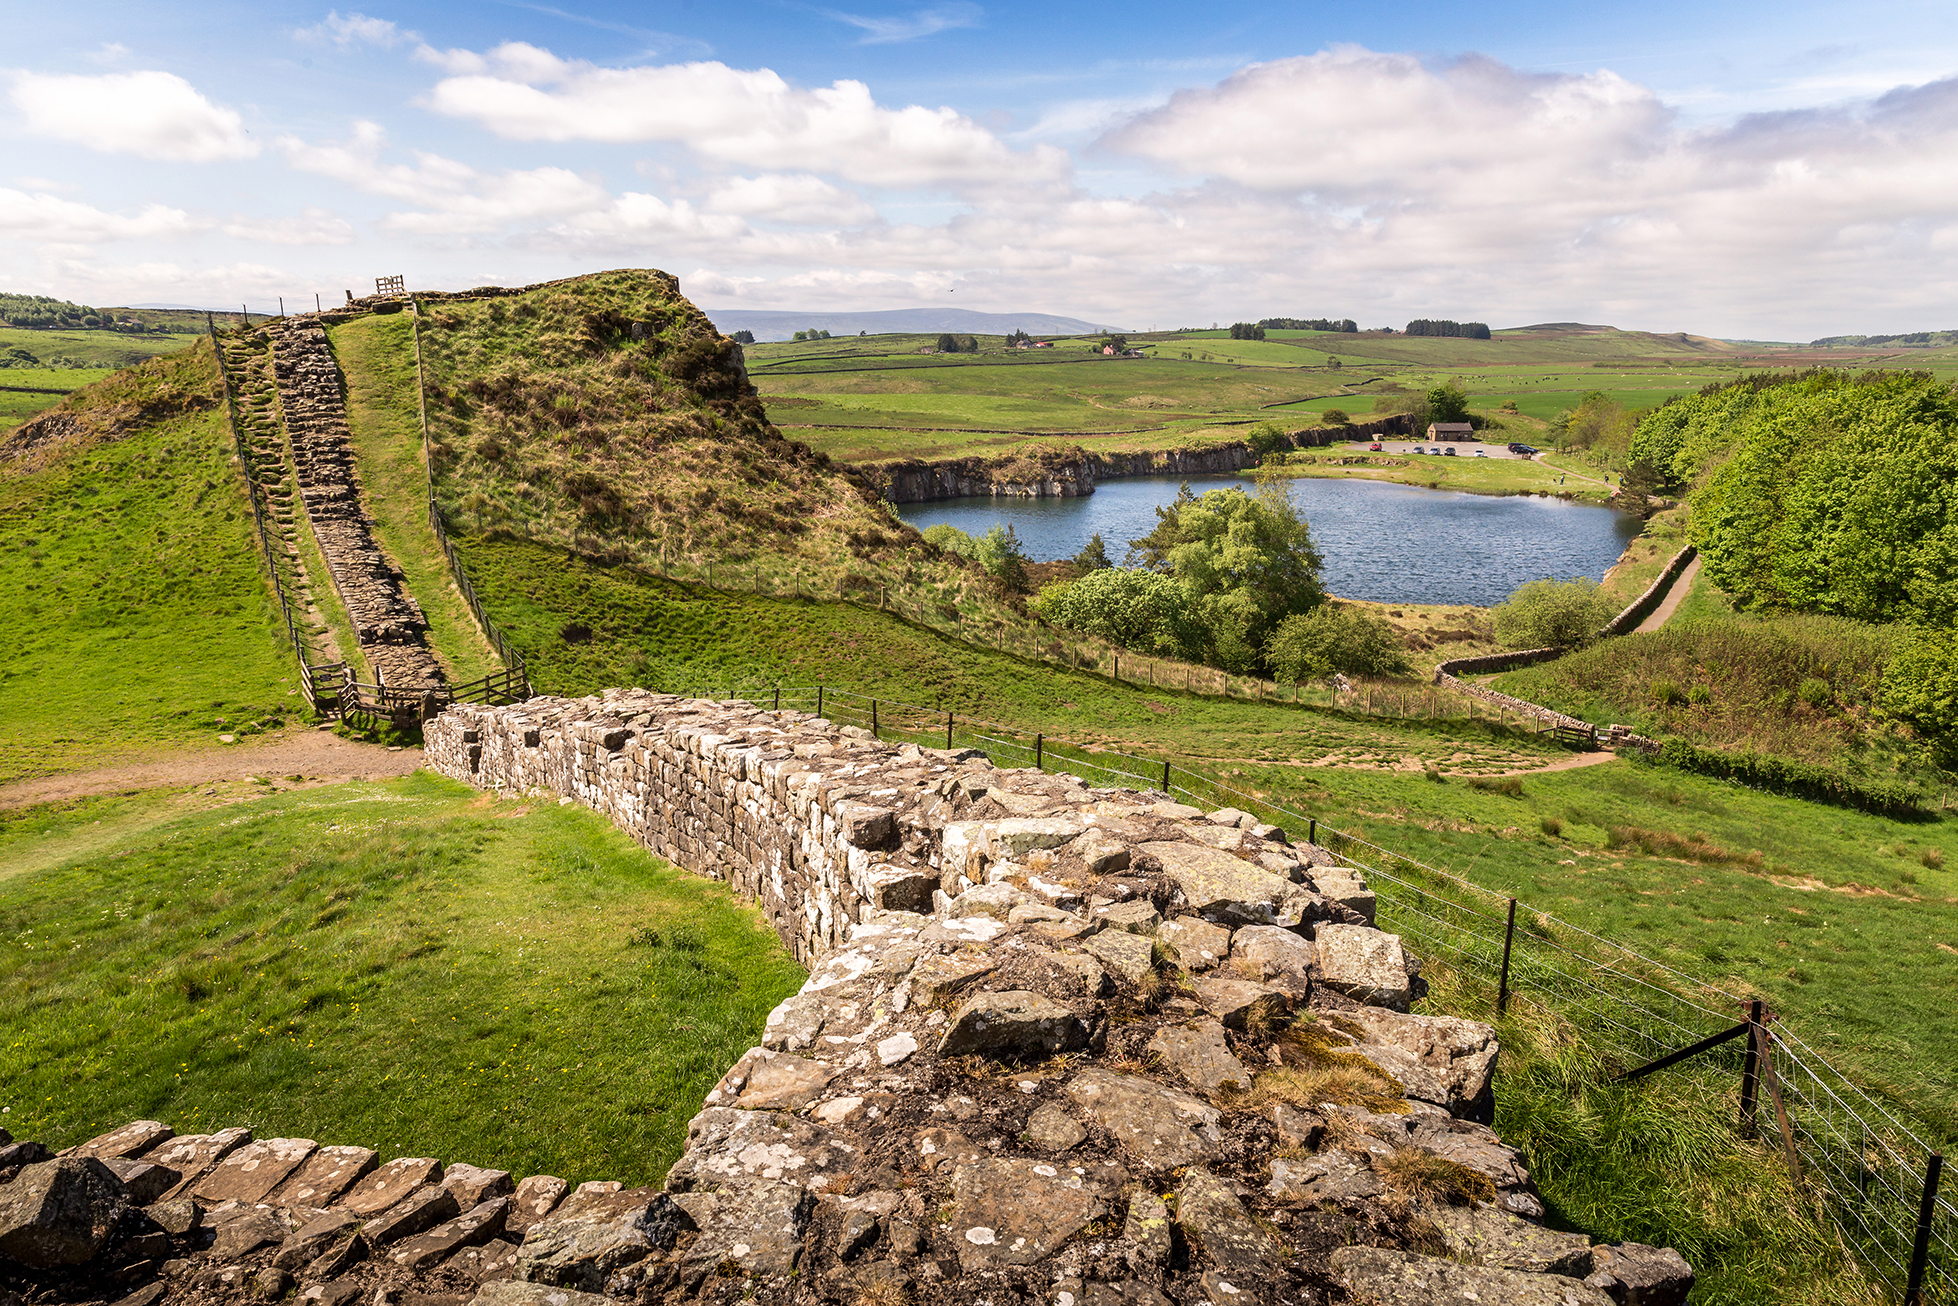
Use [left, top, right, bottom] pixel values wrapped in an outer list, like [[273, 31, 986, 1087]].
[[205, 321, 344, 716], [636, 679, 1951, 1302]]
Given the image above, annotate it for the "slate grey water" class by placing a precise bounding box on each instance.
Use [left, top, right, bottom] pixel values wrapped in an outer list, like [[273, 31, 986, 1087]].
[[895, 476, 1642, 608]]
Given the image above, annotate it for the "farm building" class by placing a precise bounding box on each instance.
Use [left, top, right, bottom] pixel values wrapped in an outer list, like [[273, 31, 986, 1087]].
[[1427, 421, 1474, 441]]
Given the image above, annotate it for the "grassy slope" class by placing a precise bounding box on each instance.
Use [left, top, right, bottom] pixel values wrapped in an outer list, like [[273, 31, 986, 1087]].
[[327, 313, 499, 683], [0, 344, 300, 783], [0, 329, 203, 435], [0, 772, 805, 1184]]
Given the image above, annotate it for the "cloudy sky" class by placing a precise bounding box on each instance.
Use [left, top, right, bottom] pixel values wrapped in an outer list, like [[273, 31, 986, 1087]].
[[6, 0, 1958, 338]]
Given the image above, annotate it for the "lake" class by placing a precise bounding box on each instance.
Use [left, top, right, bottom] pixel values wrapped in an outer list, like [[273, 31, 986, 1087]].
[[894, 475, 1643, 608]]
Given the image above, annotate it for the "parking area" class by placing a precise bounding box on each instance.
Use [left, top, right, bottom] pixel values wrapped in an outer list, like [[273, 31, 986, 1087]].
[[1334, 440, 1540, 460]]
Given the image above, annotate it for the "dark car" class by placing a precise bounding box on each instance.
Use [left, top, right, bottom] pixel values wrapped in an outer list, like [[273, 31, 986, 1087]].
[[1444, 445, 1457, 456], [1508, 442, 1540, 456]]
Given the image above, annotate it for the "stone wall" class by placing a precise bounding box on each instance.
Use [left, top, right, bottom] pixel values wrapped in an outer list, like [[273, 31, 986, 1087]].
[[0, 695, 1693, 1306]]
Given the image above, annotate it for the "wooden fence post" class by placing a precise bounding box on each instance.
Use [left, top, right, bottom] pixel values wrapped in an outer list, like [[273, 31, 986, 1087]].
[[1497, 898, 1518, 1014], [1905, 1152, 1945, 1306]]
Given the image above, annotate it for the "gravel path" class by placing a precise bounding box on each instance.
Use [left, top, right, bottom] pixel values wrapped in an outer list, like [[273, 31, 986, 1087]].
[[1636, 554, 1702, 632]]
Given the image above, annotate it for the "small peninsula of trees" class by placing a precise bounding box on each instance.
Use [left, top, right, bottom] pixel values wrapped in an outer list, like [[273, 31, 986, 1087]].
[[1404, 319, 1492, 339], [728, 329, 755, 344], [1258, 317, 1358, 333]]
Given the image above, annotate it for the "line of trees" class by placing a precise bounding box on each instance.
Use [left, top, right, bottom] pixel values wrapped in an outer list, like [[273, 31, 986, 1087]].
[[1228, 323, 1265, 340], [935, 333, 979, 353], [790, 328, 831, 341], [1403, 319, 1492, 339], [1257, 317, 1358, 333]]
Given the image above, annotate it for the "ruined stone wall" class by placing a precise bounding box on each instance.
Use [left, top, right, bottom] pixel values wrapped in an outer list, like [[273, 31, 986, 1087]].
[[0, 695, 1692, 1306]]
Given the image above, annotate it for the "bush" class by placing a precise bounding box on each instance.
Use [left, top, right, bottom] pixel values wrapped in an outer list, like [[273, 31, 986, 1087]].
[[1797, 677, 1832, 709], [1265, 605, 1411, 681], [1879, 629, 1958, 766], [1072, 533, 1111, 572], [1469, 776, 1524, 797], [1644, 737, 1926, 815], [1652, 678, 1683, 706], [1320, 408, 1349, 426], [921, 523, 977, 560], [1540, 816, 1564, 837], [1028, 567, 1200, 659], [1492, 578, 1617, 650], [1245, 421, 1289, 457]]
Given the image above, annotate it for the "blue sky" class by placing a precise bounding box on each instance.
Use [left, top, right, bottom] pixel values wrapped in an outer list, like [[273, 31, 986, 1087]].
[[7, 1, 1958, 337]]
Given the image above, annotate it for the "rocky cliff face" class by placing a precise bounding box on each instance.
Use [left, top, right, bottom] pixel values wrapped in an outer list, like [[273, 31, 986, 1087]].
[[0, 694, 1693, 1306], [868, 417, 1412, 503]]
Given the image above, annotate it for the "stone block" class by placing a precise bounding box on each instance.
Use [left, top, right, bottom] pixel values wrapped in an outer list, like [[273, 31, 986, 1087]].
[[1583, 1242, 1695, 1306], [1332, 1247, 1614, 1306], [192, 1137, 316, 1204], [1091, 899, 1161, 933], [389, 1196, 510, 1271], [1024, 1103, 1087, 1151], [1177, 1168, 1288, 1281], [1146, 1020, 1250, 1097], [474, 1281, 612, 1306], [269, 1145, 378, 1208], [1268, 1151, 1382, 1203], [1083, 929, 1156, 986], [1313, 923, 1416, 1011], [361, 1185, 460, 1246], [1340, 1005, 1499, 1120], [515, 1188, 688, 1292], [341, 1157, 443, 1216], [1191, 975, 1290, 1029], [1424, 1202, 1593, 1276], [0, 1158, 129, 1267], [100, 1157, 180, 1206], [1160, 917, 1232, 970], [732, 1050, 843, 1110], [1064, 1068, 1219, 1172], [938, 990, 1087, 1058], [1144, 842, 1328, 928], [951, 1158, 1106, 1272], [71, 1122, 173, 1161], [441, 1163, 515, 1207], [140, 1127, 252, 1199]]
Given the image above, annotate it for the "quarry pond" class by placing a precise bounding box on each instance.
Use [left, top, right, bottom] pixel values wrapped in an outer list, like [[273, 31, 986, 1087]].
[[895, 475, 1643, 608]]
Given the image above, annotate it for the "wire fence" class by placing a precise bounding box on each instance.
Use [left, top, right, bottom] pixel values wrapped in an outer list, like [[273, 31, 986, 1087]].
[[657, 679, 1950, 1303]]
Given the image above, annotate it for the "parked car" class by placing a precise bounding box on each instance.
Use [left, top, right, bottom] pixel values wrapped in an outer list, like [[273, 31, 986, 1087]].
[[1444, 445, 1458, 456], [1507, 442, 1540, 455], [1412, 445, 1426, 454], [1475, 449, 1488, 457], [1367, 442, 1382, 452]]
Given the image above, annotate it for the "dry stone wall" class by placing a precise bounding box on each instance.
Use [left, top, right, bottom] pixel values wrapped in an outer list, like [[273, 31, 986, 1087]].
[[0, 695, 1692, 1306], [264, 320, 446, 692]]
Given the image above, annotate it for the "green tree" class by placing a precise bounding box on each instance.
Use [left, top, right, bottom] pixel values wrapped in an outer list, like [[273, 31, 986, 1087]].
[[1073, 533, 1111, 572], [974, 523, 1029, 592], [921, 523, 978, 559], [936, 333, 957, 353], [1029, 568, 1199, 658], [1619, 458, 1665, 516], [1492, 578, 1617, 650], [1326, 355, 1342, 370], [1320, 408, 1349, 426], [1266, 605, 1410, 680], [1245, 420, 1289, 457], [1426, 380, 1471, 424], [1127, 480, 1326, 671], [1880, 629, 1958, 768], [728, 329, 755, 344]]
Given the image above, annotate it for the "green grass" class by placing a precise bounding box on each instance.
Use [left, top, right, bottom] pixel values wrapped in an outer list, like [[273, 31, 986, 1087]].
[[1264, 447, 1618, 505], [0, 325, 202, 369], [1236, 756, 1958, 1145], [327, 313, 500, 683], [0, 771, 805, 1183], [0, 344, 301, 783]]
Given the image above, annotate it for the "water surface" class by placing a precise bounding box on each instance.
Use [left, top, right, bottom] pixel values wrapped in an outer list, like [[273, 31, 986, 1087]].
[[895, 475, 1640, 608]]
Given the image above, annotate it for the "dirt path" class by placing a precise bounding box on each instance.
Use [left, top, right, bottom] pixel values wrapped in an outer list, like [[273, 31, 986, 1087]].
[[1636, 554, 1702, 633], [1501, 749, 1617, 775], [0, 730, 424, 811]]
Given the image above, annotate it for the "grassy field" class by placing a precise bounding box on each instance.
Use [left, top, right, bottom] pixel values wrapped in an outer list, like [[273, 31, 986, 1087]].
[[0, 344, 300, 783], [0, 771, 805, 1184], [1264, 446, 1622, 507], [327, 313, 500, 684], [758, 324, 1958, 475], [0, 329, 203, 435]]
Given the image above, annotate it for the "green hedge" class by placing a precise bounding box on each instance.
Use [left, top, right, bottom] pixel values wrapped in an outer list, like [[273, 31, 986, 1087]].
[[1642, 736, 1926, 816]]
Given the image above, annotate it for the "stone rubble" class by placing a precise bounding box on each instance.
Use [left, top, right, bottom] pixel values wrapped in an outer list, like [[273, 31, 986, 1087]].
[[0, 694, 1696, 1306]]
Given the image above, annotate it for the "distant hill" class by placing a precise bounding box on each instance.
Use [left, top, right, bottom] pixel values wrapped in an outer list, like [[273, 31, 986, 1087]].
[[1810, 330, 1958, 348], [702, 306, 1114, 342]]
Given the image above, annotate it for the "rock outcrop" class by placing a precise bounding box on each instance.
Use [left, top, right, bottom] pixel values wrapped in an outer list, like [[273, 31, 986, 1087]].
[[0, 695, 1694, 1306]]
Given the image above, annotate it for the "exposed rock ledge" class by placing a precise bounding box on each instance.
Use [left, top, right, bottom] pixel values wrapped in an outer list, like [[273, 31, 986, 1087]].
[[0, 693, 1692, 1306]]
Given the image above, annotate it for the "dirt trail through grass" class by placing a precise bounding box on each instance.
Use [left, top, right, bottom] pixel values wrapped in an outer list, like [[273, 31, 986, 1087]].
[[0, 731, 421, 812]]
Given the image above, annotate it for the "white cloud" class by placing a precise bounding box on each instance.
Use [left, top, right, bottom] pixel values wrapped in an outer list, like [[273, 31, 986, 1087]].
[[85, 43, 130, 65], [278, 120, 611, 233], [221, 207, 356, 245], [0, 188, 203, 242], [420, 45, 1067, 188], [705, 174, 878, 225], [295, 11, 418, 49], [824, 3, 982, 45], [9, 70, 258, 162]]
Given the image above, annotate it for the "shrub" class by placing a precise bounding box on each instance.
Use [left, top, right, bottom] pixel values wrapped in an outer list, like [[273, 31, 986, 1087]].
[[1492, 578, 1617, 650], [1879, 629, 1958, 766], [1687, 683, 1714, 706], [1652, 678, 1683, 706], [1320, 408, 1350, 426], [920, 523, 977, 560], [1797, 677, 1832, 709], [1028, 567, 1200, 659], [1540, 816, 1564, 837], [1266, 605, 1411, 681], [1469, 776, 1524, 797], [1245, 420, 1289, 457], [1924, 847, 1945, 870]]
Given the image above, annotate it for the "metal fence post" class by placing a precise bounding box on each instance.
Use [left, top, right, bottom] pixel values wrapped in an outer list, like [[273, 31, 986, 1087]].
[[871, 699, 879, 738], [1035, 733, 1043, 771], [1740, 997, 1764, 1136], [1161, 759, 1171, 793], [946, 712, 954, 749], [816, 685, 823, 718], [1905, 1152, 1944, 1306], [1308, 818, 1317, 846], [1497, 898, 1518, 1014]]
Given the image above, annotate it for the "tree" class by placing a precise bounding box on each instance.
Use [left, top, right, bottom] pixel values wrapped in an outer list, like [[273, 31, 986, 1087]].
[[1266, 606, 1410, 680], [1127, 480, 1326, 671], [1029, 568, 1200, 658], [1426, 380, 1471, 425], [1245, 420, 1289, 457], [1320, 408, 1349, 426], [1880, 630, 1958, 768], [974, 523, 1029, 592], [936, 333, 957, 353], [1619, 458, 1665, 516], [1101, 334, 1129, 354], [1073, 533, 1112, 572], [1491, 578, 1617, 649], [729, 329, 755, 344], [1326, 355, 1342, 370], [954, 334, 978, 353], [1229, 322, 1266, 340]]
